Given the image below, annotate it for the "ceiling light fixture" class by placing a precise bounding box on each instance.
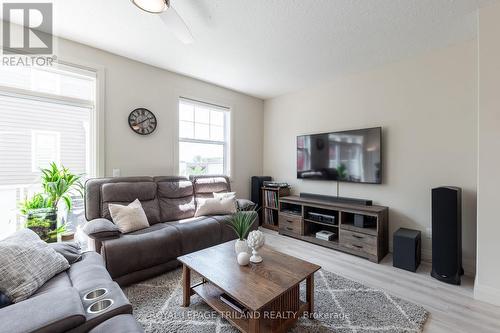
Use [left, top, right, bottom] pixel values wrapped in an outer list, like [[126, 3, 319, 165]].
[[131, 0, 169, 14]]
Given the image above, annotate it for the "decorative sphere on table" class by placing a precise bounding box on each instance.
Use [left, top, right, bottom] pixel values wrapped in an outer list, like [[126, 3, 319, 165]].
[[237, 252, 251, 266], [247, 230, 265, 263]]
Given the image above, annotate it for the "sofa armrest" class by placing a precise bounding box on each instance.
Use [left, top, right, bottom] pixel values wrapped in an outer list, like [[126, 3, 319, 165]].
[[0, 287, 85, 333], [237, 198, 256, 211], [83, 218, 121, 240]]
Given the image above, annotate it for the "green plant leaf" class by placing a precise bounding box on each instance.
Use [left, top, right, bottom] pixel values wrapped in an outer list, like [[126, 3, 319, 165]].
[[38, 162, 84, 210], [225, 210, 258, 240], [62, 195, 72, 211]]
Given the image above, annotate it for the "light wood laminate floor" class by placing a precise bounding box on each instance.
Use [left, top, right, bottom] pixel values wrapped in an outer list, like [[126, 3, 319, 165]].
[[261, 228, 500, 333]]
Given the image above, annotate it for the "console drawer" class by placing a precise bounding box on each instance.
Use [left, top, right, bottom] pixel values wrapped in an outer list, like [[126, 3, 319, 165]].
[[340, 229, 377, 256], [279, 214, 303, 235]]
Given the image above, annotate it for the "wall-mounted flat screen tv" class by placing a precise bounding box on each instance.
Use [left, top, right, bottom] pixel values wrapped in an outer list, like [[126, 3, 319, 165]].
[[297, 127, 382, 184]]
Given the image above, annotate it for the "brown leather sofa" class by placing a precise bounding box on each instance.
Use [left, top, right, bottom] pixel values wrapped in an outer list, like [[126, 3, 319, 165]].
[[83, 175, 257, 286]]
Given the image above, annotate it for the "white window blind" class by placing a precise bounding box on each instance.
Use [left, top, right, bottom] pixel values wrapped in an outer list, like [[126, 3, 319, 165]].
[[178, 98, 230, 177], [0, 63, 97, 238], [31, 130, 61, 172]]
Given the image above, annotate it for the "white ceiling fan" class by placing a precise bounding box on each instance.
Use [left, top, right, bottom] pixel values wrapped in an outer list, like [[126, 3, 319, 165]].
[[131, 0, 194, 44]]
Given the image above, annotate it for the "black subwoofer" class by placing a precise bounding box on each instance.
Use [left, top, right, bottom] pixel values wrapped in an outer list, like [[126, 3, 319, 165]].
[[393, 228, 421, 272], [431, 186, 463, 285]]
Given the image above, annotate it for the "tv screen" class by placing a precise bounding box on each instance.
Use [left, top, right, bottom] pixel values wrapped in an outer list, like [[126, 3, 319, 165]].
[[297, 127, 382, 184]]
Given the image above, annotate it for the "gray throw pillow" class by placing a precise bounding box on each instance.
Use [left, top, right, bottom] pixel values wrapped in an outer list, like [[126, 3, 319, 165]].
[[48, 242, 82, 264], [0, 291, 11, 309], [0, 229, 70, 303], [83, 218, 121, 239], [237, 199, 257, 211]]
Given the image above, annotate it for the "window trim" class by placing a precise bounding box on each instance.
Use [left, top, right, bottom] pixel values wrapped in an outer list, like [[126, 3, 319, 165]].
[[178, 97, 231, 177], [0, 60, 104, 178]]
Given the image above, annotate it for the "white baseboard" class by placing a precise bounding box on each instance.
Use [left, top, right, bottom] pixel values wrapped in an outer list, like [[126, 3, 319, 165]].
[[474, 282, 500, 307]]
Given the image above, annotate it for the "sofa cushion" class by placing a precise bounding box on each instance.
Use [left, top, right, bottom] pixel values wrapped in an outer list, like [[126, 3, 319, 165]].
[[209, 215, 236, 242], [157, 179, 196, 222], [127, 222, 171, 235], [84, 218, 122, 239], [194, 197, 237, 217], [101, 225, 182, 279], [0, 291, 11, 309], [109, 199, 150, 233], [49, 242, 82, 264], [191, 176, 231, 206], [33, 271, 72, 296], [85, 177, 154, 221], [68, 252, 112, 293], [0, 229, 69, 303], [101, 182, 160, 224], [170, 217, 223, 254], [101, 182, 156, 202], [237, 198, 257, 211], [89, 314, 144, 333], [0, 287, 86, 333]]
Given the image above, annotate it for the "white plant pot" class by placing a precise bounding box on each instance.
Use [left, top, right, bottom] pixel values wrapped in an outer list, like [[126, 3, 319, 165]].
[[235, 239, 249, 254]]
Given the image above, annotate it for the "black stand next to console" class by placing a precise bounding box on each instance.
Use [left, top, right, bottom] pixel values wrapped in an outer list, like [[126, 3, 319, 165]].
[[300, 192, 373, 206]]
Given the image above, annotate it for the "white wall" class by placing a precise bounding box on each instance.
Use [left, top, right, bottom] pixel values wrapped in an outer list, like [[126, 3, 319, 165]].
[[54, 38, 264, 199], [263, 41, 478, 274], [475, 2, 500, 306]]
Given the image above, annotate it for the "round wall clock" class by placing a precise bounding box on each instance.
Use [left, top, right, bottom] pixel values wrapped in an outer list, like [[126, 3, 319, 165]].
[[128, 108, 157, 135]]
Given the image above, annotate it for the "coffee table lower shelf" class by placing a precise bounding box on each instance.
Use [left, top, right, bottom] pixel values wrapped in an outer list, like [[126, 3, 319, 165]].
[[192, 282, 308, 333]]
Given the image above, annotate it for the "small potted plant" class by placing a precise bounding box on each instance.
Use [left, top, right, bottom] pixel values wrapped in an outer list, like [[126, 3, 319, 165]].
[[226, 210, 258, 254], [19, 163, 83, 242], [19, 193, 59, 242], [41, 162, 84, 215]]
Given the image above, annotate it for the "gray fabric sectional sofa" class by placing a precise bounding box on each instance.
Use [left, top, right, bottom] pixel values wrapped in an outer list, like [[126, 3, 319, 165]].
[[0, 251, 142, 333], [0, 175, 255, 333], [83, 175, 257, 286]]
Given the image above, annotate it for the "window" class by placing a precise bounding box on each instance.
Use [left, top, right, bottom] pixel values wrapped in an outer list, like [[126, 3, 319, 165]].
[[31, 130, 61, 172], [0, 63, 98, 238], [178, 98, 230, 177]]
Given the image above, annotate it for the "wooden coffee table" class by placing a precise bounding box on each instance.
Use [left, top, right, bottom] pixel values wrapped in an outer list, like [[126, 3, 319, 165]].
[[177, 241, 321, 333]]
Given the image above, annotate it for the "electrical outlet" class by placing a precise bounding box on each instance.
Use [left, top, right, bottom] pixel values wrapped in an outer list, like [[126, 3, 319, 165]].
[[426, 227, 432, 238], [112, 169, 121, 177]]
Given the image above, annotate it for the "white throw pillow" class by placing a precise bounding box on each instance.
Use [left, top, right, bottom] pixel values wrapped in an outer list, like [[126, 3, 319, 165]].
[[108, 199, 150, 233], [195, 197, 238, 217], [213, 192, 237, 211], [213, 192, 236, 200]]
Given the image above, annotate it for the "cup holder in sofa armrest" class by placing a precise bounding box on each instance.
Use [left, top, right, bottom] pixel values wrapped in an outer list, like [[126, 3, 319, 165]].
[[84, 288, 108, 301], [87, 299, 114, 314], [76, 282, 133, 332]]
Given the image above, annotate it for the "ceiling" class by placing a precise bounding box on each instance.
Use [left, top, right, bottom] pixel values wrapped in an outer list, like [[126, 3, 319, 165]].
[[2, 0, 494, 99]]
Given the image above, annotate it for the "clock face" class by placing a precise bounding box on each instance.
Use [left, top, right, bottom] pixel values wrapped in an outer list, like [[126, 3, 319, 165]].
[[128, 108, 157, 135]]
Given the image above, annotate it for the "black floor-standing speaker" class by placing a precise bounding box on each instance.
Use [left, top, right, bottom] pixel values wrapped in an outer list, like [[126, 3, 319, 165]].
[[251, 176, 272, 225], [431, 186, 463, 285]]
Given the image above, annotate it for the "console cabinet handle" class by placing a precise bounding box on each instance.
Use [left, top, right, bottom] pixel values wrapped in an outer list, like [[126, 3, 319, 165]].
[[287, 220, 293, 223], [352, 234, 364, 239], [286, 227, 294, 231], [352, 244, 363, 249]]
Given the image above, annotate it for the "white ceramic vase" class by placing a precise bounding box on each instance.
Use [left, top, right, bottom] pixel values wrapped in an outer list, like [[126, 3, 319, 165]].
[[234, 239, 249, 254]]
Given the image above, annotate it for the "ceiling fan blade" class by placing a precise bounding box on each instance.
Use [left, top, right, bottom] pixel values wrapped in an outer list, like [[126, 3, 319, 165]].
[[160, 7, 194, 44]]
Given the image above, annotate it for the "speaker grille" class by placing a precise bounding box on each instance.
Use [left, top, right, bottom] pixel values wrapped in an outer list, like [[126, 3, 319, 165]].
[[431, 187, 462, 284]]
